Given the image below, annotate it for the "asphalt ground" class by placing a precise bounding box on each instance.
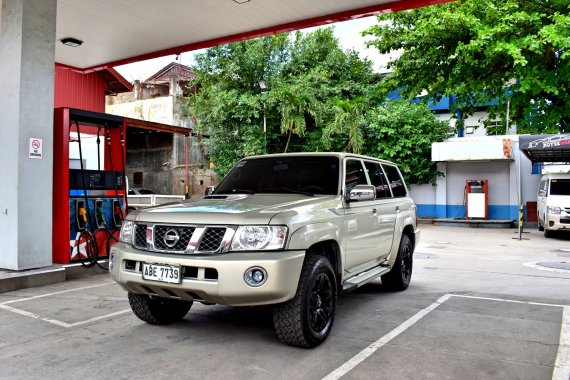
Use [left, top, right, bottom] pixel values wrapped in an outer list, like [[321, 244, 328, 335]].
[[0, 225, 568, 380]]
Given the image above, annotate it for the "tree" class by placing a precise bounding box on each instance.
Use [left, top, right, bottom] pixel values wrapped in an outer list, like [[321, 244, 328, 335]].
[[272, 76, 322, 153], [322, 97, 367, 154], [364, 100, 449, 185], [187, 35, 289, 176], [188, 28, 375, 175], [364, 0, 570, 133]]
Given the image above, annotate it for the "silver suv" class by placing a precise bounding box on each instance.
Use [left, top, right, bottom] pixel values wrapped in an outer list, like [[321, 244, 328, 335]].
[[110, 153, 420, 347]]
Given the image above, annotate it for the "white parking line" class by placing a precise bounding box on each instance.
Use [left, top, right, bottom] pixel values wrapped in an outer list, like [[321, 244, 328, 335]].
[[322, 294, 452, 380], [0, 282, 116, 305], [322, 294, 570, 380], [0, 282, 130, 328], [553, 306, 570, 380]]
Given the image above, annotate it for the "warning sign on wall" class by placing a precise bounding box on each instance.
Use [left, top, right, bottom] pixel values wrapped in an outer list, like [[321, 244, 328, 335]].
[[28, 138, 43, 159]]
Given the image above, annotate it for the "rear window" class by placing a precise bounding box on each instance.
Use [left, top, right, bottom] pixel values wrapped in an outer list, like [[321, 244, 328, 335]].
[[549, 179, 570, 195], [215, 156, 340, 195]]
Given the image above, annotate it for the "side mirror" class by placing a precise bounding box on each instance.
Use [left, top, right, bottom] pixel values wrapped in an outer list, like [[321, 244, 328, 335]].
[[347, 185, 375, 202]]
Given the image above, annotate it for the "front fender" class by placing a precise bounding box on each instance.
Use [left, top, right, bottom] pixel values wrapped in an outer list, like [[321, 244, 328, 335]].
[[287, 222, 341, 251]]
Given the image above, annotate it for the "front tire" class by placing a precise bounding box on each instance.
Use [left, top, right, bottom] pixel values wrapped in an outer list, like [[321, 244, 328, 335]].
[[128, 293, 192, 324], [273, 255, 337, 348], [382, 234, 413, 291]]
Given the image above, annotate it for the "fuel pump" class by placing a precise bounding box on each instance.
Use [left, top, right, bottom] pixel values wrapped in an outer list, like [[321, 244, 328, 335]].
[[466, 179, 489, 219], [53, 108, 127, 267], [53, 108, 191, 266]]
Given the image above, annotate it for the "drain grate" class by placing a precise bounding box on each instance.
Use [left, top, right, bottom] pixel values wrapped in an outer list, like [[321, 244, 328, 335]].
[[537, 262, 570, 270]]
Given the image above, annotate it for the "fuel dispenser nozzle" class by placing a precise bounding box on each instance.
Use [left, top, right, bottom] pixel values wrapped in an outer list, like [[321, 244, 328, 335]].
[[78, 206, 87, 230], [95, 200, 105, 229]]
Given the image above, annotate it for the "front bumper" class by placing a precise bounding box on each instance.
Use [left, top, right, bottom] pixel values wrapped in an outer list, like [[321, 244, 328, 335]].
[[544, 212, 570, 231], [109, 243, 305, 306]]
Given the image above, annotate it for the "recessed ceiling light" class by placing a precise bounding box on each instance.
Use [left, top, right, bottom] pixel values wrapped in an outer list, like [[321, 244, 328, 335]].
[[60, 37, 83, 47]]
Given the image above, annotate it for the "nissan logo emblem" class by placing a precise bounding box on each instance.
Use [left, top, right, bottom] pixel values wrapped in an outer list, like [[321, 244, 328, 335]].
[[163, 229, 180, 248]]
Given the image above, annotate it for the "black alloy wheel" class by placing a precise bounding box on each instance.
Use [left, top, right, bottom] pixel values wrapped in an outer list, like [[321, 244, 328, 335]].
[[308, 272, 334, 336], [273, 255, 337, 348], [381, 234, 413, 291]]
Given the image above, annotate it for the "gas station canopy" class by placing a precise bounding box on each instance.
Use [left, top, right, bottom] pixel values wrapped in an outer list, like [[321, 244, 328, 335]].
[[55, 0, 451, 70], [519, 134, 570, 163]]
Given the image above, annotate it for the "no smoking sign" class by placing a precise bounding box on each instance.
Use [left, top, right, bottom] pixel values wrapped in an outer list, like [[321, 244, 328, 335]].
[[28, 137, 43, 159]]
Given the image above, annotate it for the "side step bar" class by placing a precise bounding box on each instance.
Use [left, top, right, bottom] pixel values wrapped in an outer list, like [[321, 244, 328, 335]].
[[342, 265, 391, 293]]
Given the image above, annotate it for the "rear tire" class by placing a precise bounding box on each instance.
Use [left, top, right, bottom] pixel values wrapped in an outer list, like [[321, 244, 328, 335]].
[[382, 234, 413, 291], [273, 255, 337, 348], [128, 293, 192, 324]]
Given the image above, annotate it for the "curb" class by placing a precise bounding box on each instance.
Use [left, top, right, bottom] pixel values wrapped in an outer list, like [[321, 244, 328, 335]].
[[0, 263, 108, 294]]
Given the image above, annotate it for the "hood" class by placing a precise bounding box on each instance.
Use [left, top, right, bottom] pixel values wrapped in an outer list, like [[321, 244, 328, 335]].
[[545, 194, 570, 208], [129, 194, 334, 225]]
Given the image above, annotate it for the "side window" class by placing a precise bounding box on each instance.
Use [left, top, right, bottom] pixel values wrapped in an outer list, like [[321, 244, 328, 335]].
[[364, 161, 392, 199], [538, 180, 548, 197], [383, 164, 407, 197], [345, 159, 367, 193]]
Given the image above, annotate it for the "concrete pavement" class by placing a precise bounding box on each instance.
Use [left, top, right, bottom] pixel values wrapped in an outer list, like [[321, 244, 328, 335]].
[[0, 225, 568, 379]]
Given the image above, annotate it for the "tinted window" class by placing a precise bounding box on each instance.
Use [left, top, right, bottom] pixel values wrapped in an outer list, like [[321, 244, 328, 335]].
[[549, 179, 570, 195], [345, 159, 368, 193], [383, 165, 407, 197], [215, 156, 339, 195], [364, 161, 392, 199]]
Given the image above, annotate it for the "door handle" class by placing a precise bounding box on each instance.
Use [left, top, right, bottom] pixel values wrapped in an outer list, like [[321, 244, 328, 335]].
[[372, 208, 377, 215], [395, 206, 400, 213]]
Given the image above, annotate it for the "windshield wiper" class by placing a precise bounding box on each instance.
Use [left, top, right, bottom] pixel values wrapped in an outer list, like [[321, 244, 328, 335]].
[[277, 187, 315, 197], [216, 188, 254, 195]]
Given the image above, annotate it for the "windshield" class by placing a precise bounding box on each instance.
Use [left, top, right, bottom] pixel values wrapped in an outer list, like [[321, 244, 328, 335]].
[[215, 156, 340, 196], [549, 179, 570, 195]]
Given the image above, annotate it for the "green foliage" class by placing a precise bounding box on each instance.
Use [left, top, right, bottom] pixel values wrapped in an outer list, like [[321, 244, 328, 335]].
[[365, 0, 570, 133], [188, 28, 375, 176], [188, 27, 448, 183], [364, 101, 449, 185], [322, 97, 367, 154]]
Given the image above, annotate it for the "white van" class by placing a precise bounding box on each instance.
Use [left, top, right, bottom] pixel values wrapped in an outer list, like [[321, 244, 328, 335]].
[[537, 173, 570, 237]]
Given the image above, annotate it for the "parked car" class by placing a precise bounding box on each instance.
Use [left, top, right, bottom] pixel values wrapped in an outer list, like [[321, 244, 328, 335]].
[[537, 173, 570, 237], [128, 188, 156, 195], [110, 153, 419, 347]]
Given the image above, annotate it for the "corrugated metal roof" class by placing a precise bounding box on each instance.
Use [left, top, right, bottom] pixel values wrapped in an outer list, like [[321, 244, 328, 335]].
[[144, 63, 196, 85]]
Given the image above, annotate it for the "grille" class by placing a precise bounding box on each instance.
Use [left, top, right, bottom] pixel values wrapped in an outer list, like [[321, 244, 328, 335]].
[[134, 224, 147, 249], [561, 218, 570, 224], [198, 227, 226, 252], [154, 225, 195, 251]]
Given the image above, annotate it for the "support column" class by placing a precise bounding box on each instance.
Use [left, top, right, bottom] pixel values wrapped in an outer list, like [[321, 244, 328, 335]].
[[0, 0, 57, 269], [435, 162, 447, 219]]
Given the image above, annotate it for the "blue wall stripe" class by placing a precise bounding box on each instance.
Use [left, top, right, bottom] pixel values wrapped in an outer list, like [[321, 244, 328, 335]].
[[417, 204, 520, 220]]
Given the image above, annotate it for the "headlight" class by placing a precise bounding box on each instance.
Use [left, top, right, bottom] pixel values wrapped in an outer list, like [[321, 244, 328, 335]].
[[120, 221, 134, 243], [547, 206, 561, 214], [231, 226, 287, 251]]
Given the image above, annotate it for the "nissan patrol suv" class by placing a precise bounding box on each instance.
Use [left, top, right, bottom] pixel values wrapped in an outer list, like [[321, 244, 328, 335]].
[[110, 153, 419, 348]]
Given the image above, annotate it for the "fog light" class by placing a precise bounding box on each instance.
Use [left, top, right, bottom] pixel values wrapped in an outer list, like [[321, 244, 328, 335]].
[[244, 267, 267, 287]]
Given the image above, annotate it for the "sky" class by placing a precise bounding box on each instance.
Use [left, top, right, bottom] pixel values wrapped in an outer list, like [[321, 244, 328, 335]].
[[114, 16, 396, 83]]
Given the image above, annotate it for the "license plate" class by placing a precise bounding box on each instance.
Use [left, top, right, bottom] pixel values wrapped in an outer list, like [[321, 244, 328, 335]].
[[142, 263, 181, 284]]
